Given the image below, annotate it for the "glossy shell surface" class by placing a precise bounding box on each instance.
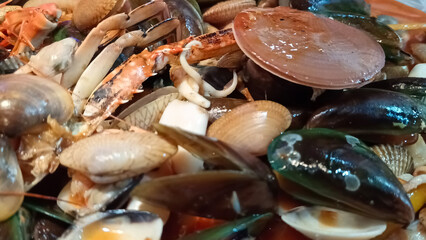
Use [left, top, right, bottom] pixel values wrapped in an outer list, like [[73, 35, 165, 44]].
[[233, 7, 385, 89]]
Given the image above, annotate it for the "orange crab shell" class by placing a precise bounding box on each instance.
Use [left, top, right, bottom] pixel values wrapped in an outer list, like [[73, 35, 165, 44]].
[[0, 3, 61, 55]]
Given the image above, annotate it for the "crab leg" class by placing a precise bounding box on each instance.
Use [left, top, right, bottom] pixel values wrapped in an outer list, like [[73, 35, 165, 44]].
[[78, 28, 238, 136], [61, 0, 169, 88], [72, 18, 180, 114]]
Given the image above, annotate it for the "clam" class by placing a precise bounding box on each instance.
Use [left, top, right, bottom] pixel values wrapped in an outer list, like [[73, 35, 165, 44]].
[[306, 88, 426, 136], [72, 0, 128, 31], [207, 100, 292, 156], [371, 144, 414, 177], [131, 170, 275, 220], [114, 86, 183, 131], [406, 135, 426, 168], [203, 0, 256, 27], [233, 7, 385, 89], [0, 136, 24, 221], [207, 97, 248, 123], [279, 206, 387, 240], [0, 74, 73, 137], [268, 128, 414, 224], [59, 129, 177, 184], [59, 210, 163, 240]]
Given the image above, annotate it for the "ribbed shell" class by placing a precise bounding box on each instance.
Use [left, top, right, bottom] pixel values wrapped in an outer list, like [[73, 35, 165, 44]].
[[73, 0, 125, 31], [371, 144, 414, 177], [203, 0, 256, 26]]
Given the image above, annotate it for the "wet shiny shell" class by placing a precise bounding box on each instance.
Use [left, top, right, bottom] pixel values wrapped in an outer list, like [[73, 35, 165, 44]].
[[207, 100, 292, 156], [114, 87, 182, 131], [73, 0, 125, 31], [371, 144, 414, 177], [59, 130, 177, 184], [268, 128, 414, 224], [0, 74, 73, 137], [0, 136, 24, 221], [203, 0, 256, 27], [233, 7, 385, 89]]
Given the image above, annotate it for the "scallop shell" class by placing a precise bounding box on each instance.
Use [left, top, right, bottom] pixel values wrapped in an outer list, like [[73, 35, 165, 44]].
[[203, 0, 256, 27], [371, 144, 414, 177], [207, 100, 292, 156], [72, 0, 126, 31]]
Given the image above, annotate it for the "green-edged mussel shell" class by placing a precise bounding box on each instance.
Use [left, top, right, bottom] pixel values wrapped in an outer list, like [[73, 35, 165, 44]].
[[306, 89, 426, 136], [364, 77, 426, 104], [267, 128, 414, 224]]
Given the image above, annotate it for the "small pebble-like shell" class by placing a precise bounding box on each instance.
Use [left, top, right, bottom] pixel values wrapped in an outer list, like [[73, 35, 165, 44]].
[[203, 0, 256, 26], [371, 144, 414, 177]]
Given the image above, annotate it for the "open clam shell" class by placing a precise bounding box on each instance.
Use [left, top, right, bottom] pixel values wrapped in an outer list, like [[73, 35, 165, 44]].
[[280, 206, 387, 240], [59, 210, 163, 240], [207, 100, 292, 156], [371, 144, 414, 177]]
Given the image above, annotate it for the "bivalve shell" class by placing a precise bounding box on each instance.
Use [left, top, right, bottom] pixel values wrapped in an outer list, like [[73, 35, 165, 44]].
[[203, 0, 256, 27], [207, 100, 291, 156], [371, 144, 414, 177]]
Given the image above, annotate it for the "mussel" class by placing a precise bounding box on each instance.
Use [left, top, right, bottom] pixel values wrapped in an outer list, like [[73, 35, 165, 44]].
[[0, 135, 24, 221], [0, 74, 73, 137], [306, 88, 426, 136], [59, 210, 163, 240], [268, 128, 414, 224], [280, 206, 387, 240]]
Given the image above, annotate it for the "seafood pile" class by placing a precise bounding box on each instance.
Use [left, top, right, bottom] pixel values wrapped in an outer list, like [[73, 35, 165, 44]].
[[0, 0, 425, 239]]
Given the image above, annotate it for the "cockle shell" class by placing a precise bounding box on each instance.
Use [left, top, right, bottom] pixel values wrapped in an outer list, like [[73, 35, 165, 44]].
[[203, 0, 256, 27], [371, 144, 414, 177], [207, 100, 292, 156]]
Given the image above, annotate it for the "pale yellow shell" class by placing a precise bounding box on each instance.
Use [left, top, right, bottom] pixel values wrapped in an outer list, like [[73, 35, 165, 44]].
[[203, 0, 256, 27], [371, 144, 414, 177], [207, 100, 291, 156]]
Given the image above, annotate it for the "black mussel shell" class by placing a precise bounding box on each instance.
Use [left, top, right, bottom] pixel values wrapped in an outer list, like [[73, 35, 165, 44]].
[[268, 128, 414, 224], [306, 88, 426, 136], [131, 171, 275, 220], [363, 77, 426, 104]]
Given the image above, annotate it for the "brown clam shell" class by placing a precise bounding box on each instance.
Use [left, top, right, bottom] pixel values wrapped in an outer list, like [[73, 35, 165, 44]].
[[207, 100, 291, 156], [233, 7, 385, 89], [371, 144, 414, 177], [203, 0, 256, 27], [73, 0, 126, 31]]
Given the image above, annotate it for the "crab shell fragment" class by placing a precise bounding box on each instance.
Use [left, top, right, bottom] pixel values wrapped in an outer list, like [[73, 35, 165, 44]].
[[233, 7, 385, 89]]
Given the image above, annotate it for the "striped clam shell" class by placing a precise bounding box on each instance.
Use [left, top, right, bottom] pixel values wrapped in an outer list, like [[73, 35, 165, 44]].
[[203, 0, 256, 27], [371, 144, 414, 177]]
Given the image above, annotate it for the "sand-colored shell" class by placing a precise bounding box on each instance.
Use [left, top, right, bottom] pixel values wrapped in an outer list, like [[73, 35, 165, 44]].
[[207, 100, 292, 156], [72, 0, 126, 31], [203, 0, 256, 27], [371, 144, 414, 177]]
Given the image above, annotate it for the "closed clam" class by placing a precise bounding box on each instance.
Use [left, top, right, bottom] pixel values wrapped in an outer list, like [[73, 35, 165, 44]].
[[207, 100, 292, 156], [72, 0, 128, 31], [203, 0, 256, 27], [371, 144, 414, 177], [59, 129, 177, 184], [0, 74, 73, 137]]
